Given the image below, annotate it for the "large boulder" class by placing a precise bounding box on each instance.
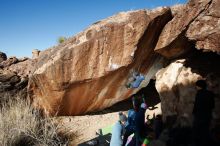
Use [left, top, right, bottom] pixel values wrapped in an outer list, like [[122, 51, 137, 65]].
[[155, 59, 201, 123], [153, 0, 220, 127], [186, 0, 220, 53], [154, 0, 220, 58], [28, 8, 172, 115], [155, 51, 220, 125]]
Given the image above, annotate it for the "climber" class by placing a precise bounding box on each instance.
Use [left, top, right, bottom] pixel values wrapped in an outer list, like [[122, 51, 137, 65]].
[[122, 96, 140, 146], [134, 100, 148, 146], [110, 112, 127, 146], [126, 71, 145, 89], [193, 80, 215, 146]]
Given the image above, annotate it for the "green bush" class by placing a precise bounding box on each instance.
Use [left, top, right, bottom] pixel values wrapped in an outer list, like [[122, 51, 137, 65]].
[[58, 37, 67, 44]]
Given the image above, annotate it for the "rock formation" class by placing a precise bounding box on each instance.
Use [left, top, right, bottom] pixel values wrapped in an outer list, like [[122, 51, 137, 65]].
[[186, 0, 220, 53], [155, 51, 220, 125], [32, 49, 41, 59], [0, 52, 7, 63], [155, 0, 220, 58], [25, 0, 220, 119], [155, 59, 202, 123], [0, 55, 34, 101], [154, 0, 220, 124], [1, 0, 217, 144], [0, 56, 18, 68], [28, 8, 172, 115]]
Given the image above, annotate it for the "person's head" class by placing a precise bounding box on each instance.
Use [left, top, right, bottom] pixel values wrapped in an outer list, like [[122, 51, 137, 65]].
[[119, 112, 127, 125], [196, 80, 207, 89], [132, 96, 140, 112]]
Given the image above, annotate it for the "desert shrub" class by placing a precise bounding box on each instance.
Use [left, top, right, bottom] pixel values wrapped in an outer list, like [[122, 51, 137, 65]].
[[0, 94, 68, 146], [58, 36, 67, 44]]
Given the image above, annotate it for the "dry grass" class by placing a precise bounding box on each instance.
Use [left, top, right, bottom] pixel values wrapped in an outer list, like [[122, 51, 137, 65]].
[[0, 94, 69, 146]]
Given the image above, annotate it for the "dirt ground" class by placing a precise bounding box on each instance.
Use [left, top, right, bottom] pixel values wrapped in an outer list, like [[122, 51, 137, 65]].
[[56, 98, 161, 146]]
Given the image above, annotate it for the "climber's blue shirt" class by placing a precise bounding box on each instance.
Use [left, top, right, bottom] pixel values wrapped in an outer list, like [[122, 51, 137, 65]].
[[125, 109, 136, 131], [110, 121, 123, 146], [130, 74, 145, 88]]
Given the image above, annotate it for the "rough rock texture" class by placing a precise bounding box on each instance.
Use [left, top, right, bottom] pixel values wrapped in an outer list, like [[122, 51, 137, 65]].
[[29, 8, 172, 115], [28, 0, 220, 117], [0, 52, 7, 63], [0, 54, 34, 101], [155, 51, 220, 125], [32, 49, 41, 59], [186, 0, 220, 53], [0, 56, 18, 68], [0, 0, 218, 131], [9, 59, 35, 77], [153, 0, 220, 125], [155, 0, 220, 58], [155, 59, 202, 123], [170, 4, 186, 16]]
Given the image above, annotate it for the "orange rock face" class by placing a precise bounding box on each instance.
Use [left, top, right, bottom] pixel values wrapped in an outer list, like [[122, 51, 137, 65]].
[[29, 8, 172, 115], [186, 0, 220, 53], [155, 0, 220, 58]]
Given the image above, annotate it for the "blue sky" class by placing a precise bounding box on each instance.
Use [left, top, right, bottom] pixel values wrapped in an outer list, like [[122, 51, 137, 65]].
[[0, 0, 187, 58]]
